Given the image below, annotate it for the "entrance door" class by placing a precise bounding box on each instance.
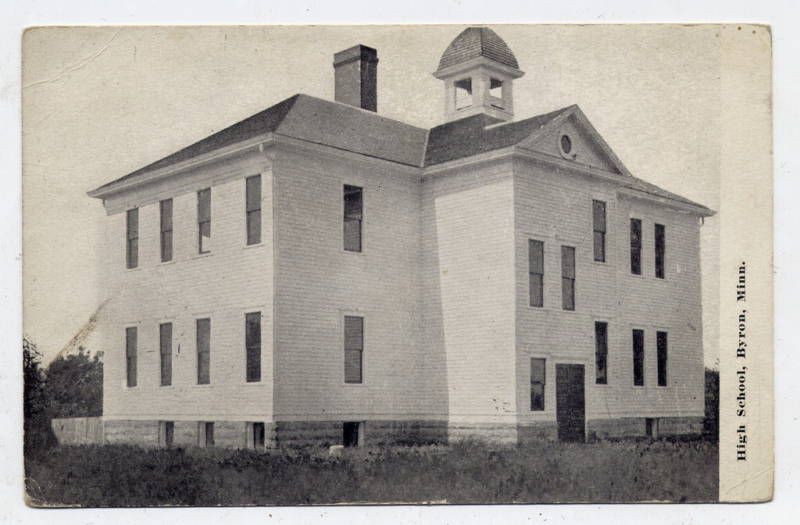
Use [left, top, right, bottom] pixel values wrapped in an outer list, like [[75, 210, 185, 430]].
[[556, 364, 585, 442]]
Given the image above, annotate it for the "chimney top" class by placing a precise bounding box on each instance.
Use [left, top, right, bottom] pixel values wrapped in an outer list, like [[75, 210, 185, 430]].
[[333, 44, 378, 67], [333, 44, 379, 112]]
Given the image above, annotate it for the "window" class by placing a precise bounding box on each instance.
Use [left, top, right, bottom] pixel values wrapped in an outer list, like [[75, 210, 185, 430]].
[[197, 188, 211, 253], [595, 322, 608, 385], [248, 422, 265, 449], [196, 318, 211, 385], [657, 331, 668, 386], [655, 223, 665, 279], [632, 329, 645, 386], [159, 322, 172, 387], [343, 185, 363, 252], [160, 199, 173, 262], [592, 200, 606, 262], [246, 175, 261, 245], [126, 208, 138, 269], [489, 77, 503, 107], [344, 316, 364, 384], [529, 240, 544, 307], [530, 358, 546, 411], [159, 421, 174, 448], [198, 422, 214, 447], [561, 246, 576, 311], [455, 77, 473, 109], [630, 218, 642, 275], [246, 312, 261, 383], [125, 327, 137, 387]]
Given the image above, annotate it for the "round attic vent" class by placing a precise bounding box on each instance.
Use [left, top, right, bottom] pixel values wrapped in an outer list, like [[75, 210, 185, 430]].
[[559, 134, 573, 158], [558, 133, 576, 159]]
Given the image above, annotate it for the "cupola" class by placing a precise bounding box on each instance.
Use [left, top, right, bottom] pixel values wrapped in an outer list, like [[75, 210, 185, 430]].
[[433, 27, 524, 123]]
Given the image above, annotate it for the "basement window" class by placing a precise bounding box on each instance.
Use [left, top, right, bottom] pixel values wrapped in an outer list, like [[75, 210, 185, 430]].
[[343, 422, 362, 447], [455, 78, 473, 110]]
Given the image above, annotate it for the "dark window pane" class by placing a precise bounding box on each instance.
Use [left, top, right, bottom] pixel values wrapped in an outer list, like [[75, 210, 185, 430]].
[[160, 200, 173, 262], [595, 322, 608, 384], [125, 327, 137, 387], [198, 189, 211, 253], [592, 200, 606, 262], [344, 316, 364, 384], [655, 223, 665, 279], [205, 422, 215, 447], [657, 331, 668, 386], [343, 185, 363, 252], [528, 240, 544, 274], [198, 221, 211, 254], [529, 274, 543, 308], [247, 209, 261, 245], [246, 312, 261, 383], [633, 329, 645, 386], [126, 208, 138, 269], [160, 230, 172, 263], [246, 176, 262, 245], [630, 218, 642, 275], [561, 246, 575, 311], [160, 323, 172, 386], [196, 318, 210, 384], [593, 231, 605, 263], [530, 358, 546, 411], [529, 240, 544, 307], [246, 175, 261, 211]]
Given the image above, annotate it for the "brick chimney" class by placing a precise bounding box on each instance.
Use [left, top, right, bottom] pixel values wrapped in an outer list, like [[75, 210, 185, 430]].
[[333, 45, 378, 112]]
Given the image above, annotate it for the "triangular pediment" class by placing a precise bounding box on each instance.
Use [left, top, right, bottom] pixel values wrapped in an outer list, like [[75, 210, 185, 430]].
[[517, 106, 631, 176]]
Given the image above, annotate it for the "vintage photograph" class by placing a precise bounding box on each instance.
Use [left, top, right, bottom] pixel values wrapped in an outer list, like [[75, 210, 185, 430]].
[[21, 24, 770, 506]]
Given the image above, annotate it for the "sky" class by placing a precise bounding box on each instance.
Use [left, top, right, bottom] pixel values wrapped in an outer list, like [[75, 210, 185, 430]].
[[22, 25, 720, 366]]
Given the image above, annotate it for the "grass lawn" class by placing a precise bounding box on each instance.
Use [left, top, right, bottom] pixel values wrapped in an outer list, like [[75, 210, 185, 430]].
[[25, 438, 718, 506]]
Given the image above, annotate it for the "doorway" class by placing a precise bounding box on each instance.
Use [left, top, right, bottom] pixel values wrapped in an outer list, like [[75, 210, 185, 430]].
[[556, 364, 586, 442], [343, 422, 361, 447]]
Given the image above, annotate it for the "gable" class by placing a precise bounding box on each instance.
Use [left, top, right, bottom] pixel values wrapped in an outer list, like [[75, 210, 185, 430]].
[[518, 109, 627, 176]]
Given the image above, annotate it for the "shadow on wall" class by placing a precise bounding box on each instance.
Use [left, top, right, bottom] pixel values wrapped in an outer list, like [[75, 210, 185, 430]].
[[704, 368, 719, 441]]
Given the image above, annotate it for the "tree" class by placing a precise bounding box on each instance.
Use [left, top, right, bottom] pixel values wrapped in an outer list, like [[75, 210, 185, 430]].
[[23, 337, 55, 453], [45, 347, 103, 417]]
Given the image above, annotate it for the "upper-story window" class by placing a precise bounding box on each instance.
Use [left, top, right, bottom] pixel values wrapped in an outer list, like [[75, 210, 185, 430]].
[[343, 185, 363, 252], [160, 199, 173, 263], [126, 208, 138, 269], [561, 246, 576, 311], [455, 77, 473, 110], [197, 188, 211, 254], [655, 223, 666, 279], [529, 239, 544, 308], [630, 218, 642, 275], [246, 175, 262, 245], [592, 200, 606, 262]]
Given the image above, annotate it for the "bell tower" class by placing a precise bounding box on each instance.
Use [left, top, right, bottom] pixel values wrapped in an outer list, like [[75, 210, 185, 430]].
[[433, 27, 525, 123]]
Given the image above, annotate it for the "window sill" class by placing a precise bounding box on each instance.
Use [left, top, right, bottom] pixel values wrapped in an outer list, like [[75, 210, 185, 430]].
[[343, 382, 366, 387], [158, 259, 176, 267], [243, 242, 265, 250], [193, 251, 213, 260], [125, 266, 142, 273]]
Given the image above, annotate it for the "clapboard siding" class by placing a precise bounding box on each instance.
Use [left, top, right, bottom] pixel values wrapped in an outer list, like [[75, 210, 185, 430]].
[[272, 146, 444, 421], [101, 161, 274, 421], [513, 157, 704, 425], [422, 161, 517, 424]]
